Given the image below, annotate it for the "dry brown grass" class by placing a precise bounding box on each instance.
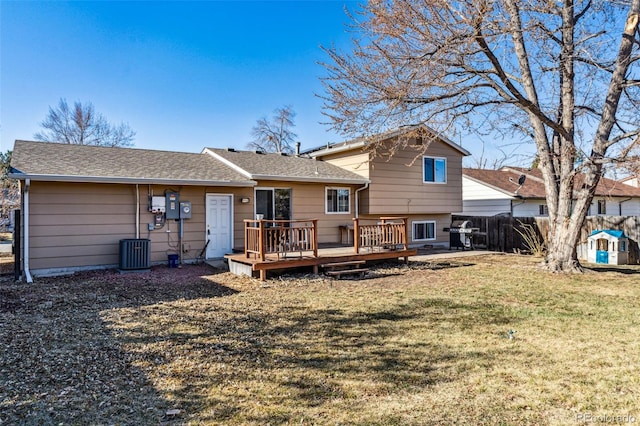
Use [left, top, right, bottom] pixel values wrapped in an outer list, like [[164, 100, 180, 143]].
[[1, 255, 639, 425]]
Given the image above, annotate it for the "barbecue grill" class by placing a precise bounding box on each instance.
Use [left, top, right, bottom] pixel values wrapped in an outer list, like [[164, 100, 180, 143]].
[[444, 220, 480, 250]]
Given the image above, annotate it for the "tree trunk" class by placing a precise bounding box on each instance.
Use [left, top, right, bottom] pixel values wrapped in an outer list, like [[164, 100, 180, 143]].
[[545, 219, 583, 272]]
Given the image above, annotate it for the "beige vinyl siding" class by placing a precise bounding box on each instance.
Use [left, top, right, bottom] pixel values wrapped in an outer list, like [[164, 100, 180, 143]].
[[321, 152, 371, 178], [26, 181, 254, 272], [367, 142, 463, 215], [28, 182, 135, 270], [315, 139, 466, 216], [254, 180, 361, 244]]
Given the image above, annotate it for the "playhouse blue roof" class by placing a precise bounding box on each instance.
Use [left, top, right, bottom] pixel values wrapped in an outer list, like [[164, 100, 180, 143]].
[[591, 230, 626, 238]]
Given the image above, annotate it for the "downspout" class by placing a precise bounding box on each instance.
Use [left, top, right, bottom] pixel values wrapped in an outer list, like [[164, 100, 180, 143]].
[[23, 179, 33, 283], [136, 184, 140, 239], [510, 197, 525, 217], [618, 197, 632, 215], [355, 182, 369, 218]]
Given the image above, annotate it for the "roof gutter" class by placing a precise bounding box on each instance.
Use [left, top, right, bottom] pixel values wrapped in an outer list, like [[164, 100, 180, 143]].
[[22, 178, 33, 283], [7, 173, 256, 187], [250, 174, 369, 185], [306, 141, 367, 158]]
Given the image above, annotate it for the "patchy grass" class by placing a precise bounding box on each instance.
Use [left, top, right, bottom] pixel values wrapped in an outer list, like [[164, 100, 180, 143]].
[[1, 255, 639, 425]]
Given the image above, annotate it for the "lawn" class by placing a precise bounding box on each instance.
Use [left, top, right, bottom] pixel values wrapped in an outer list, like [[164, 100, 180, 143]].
[[1, 254, 639, 425]]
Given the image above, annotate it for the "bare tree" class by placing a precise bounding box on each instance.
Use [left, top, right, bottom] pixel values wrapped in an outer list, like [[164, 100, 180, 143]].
[[321, 0, 640, 272], [248, 106, 298, 154], [34, 99, 135, 147], [0, 150, 19, 228]]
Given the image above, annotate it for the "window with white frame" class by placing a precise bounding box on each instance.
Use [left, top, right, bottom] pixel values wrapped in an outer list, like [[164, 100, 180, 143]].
[[597, 199, 606, 215], [325, 187, 350, 214], [413, 220, 436, 241], [423, 156, 447, 183], [539, 204, 548, 215]]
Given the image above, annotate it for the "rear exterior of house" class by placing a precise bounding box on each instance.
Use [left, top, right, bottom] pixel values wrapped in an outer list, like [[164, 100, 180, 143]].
[[307, 126, 471, 248], [11, 127, 470, 279], [10, 141, 370, 279], [10, 141, 263, 278], [24, 181, 255, 272]]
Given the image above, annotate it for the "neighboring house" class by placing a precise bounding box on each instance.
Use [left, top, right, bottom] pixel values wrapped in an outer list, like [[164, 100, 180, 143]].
[[461, 167, 640, 217], [305, 125, 471, 248], [620, 174, 639, 188]]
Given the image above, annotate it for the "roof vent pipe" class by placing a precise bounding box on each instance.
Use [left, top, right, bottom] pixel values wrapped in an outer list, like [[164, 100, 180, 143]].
[[295, 142, 301, 156]]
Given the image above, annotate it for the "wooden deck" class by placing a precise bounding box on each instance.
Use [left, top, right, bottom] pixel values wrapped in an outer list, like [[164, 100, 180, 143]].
[[232, 217, 415, 280], [226, 245, 417, 281]]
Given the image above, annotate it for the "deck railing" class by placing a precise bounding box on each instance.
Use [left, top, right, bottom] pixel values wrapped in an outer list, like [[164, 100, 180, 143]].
[[244, 219, 318, 261], [353, 217, 409, 253]]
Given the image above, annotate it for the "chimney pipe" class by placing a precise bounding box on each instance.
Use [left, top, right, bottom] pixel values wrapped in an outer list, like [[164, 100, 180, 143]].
[[295, 142, 301, 156]]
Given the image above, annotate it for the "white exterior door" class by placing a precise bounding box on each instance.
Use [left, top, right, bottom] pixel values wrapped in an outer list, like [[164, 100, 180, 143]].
[[206, 194, 233, 258]]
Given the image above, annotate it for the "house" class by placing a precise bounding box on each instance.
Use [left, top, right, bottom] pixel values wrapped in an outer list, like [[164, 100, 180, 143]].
[[305, 125, 471, 247], [9, 141, 369, 280], [620, 174, 639, 188], [11, 126, 468, 281], [461, 167, 640, 217]]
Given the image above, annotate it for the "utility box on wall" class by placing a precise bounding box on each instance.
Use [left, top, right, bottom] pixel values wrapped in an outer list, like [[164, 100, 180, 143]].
[[165, 192, 180, 219], [180, 201, 192, 219], [150, 196, 166, 213]]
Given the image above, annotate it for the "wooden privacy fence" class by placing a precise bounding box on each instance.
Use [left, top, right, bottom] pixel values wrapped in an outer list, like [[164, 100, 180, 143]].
[[244, 219, 318, 261], [452, 215, 540, 253], [453, 214, 640, 263]]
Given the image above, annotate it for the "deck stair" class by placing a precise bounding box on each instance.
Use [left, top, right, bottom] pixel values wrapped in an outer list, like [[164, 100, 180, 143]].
[[321, 260, 368, 279]]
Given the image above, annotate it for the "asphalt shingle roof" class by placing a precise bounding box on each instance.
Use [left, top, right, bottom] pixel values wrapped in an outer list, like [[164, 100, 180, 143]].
[[463, 168, 547, 198], [10, 141, 255, 185], [205, 148, 369, 183], [303, 124, 471, 157], [464, 167, 640, 198]]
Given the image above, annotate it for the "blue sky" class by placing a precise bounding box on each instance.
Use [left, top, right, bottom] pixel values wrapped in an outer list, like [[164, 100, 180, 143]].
[[1, 1, 361, 154]]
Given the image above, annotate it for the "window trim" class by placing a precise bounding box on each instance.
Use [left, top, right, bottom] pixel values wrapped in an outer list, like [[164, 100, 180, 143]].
[[325, 187, 351, 215], [423, 156, 447, 184], [412, 220, 436, 242]]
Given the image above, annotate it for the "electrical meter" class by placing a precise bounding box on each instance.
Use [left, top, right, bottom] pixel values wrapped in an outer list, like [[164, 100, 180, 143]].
[[180, 201, 192, 219]]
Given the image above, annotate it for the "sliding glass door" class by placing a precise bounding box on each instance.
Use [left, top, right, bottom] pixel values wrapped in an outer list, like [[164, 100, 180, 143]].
[[255, 188, 291, 221]]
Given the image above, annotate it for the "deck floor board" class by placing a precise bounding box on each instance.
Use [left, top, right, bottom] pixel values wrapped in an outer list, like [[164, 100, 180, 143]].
[[226, 246, 417, 280]]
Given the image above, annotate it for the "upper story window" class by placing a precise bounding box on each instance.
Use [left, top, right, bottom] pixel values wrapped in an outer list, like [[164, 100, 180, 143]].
[[326, 187, 350, 214], [423, 156, 447, 183], [597, 199, 606, 215], [539, 204, 548, 215]]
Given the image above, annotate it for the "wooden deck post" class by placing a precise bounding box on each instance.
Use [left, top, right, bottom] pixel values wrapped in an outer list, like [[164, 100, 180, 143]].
[[312, 219, 318, 257], [244, 222, 249, 258], [259, 220, 266, 261], [402, 217, 409, 251], [353, 217, 360, 254]]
